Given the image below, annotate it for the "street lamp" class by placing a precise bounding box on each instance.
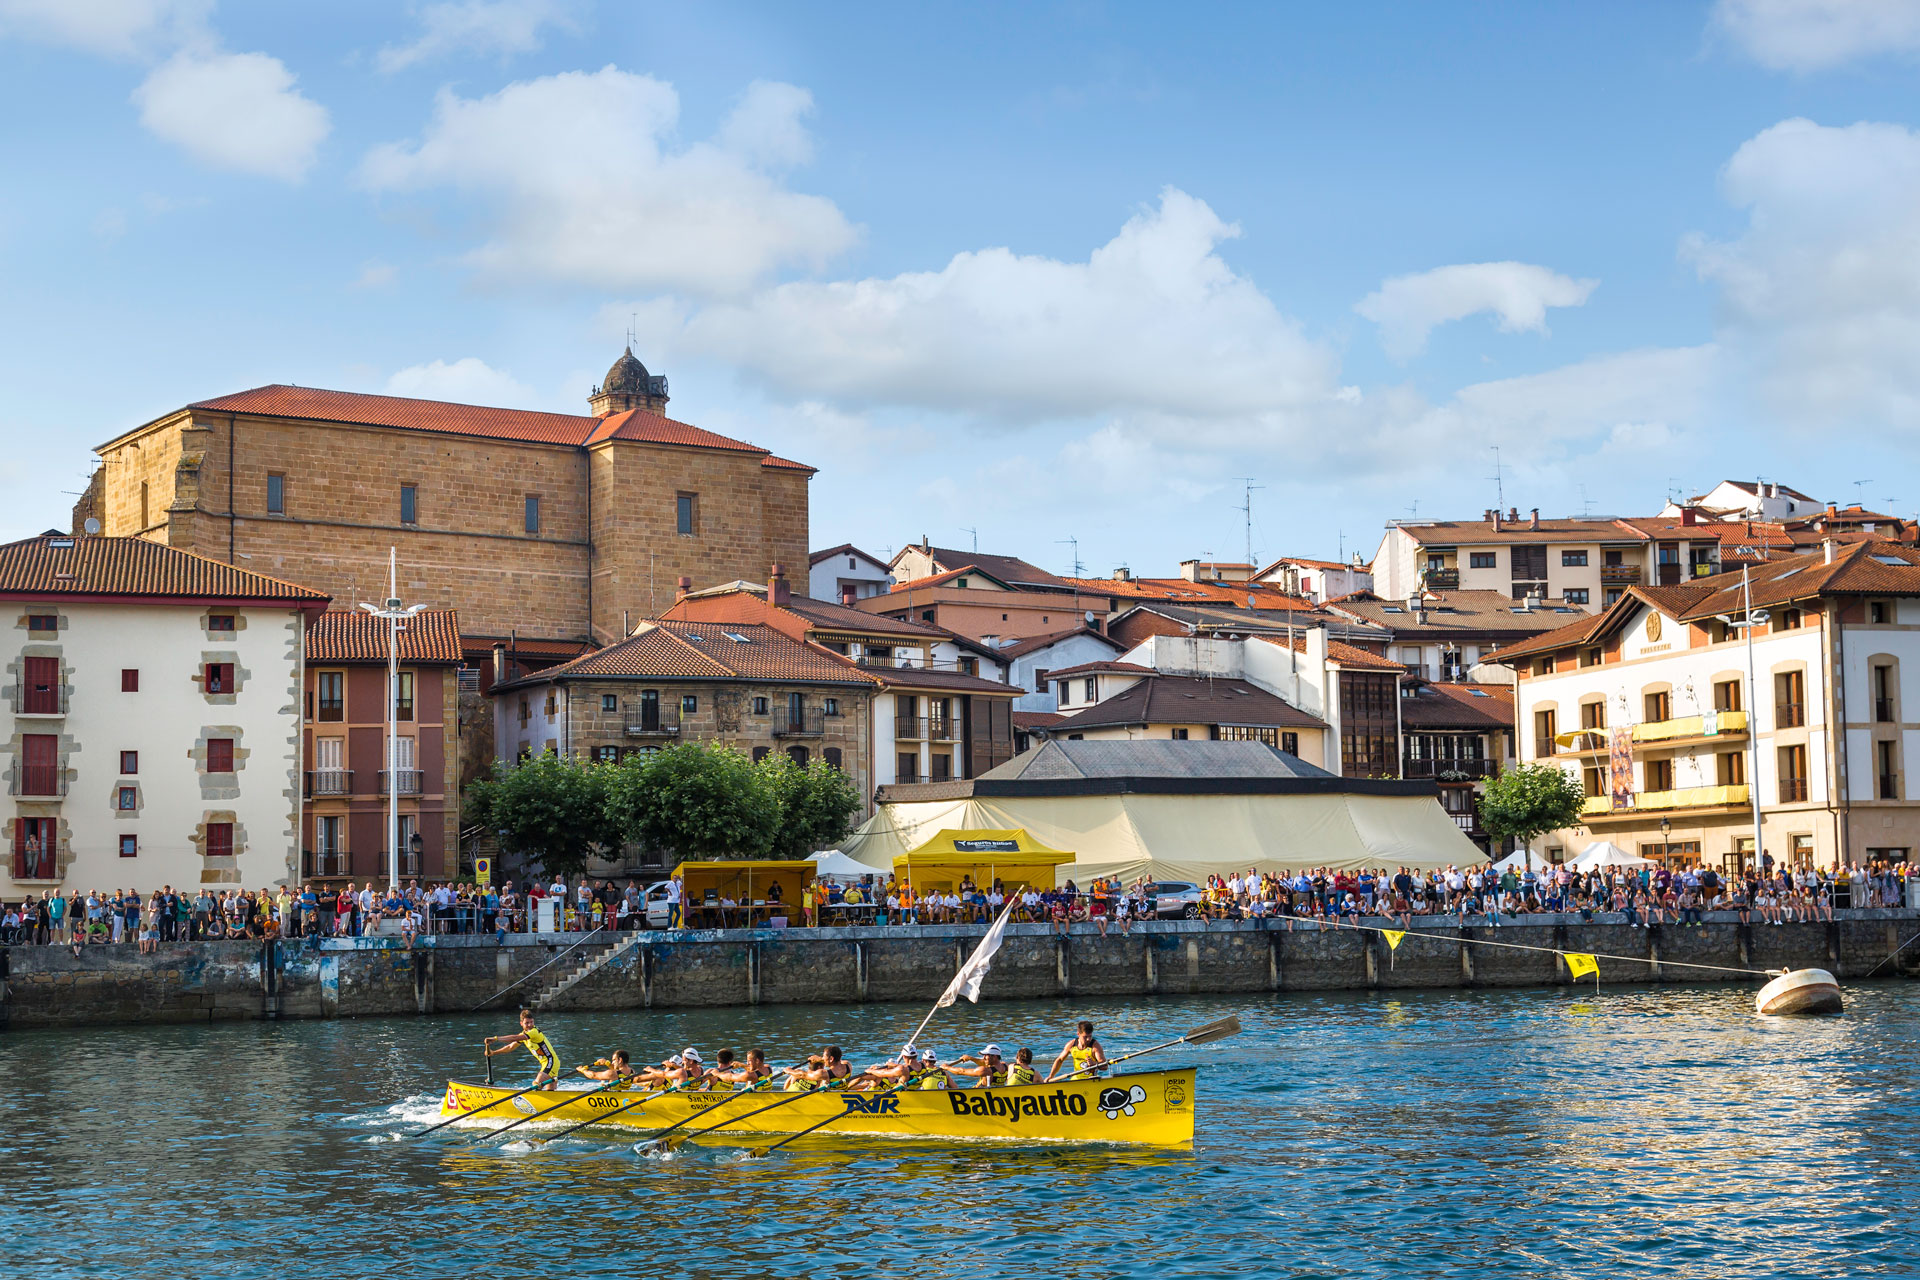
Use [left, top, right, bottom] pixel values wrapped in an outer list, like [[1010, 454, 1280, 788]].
[[1716, 564, 1769, 875], [1661, 815, 1671, 866], [358, 547, 427, 890]]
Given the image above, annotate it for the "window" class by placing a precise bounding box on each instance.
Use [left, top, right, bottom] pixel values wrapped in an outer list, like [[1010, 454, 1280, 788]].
[[1564, 589, 1589, 605], [1791, 834, 1814, 865], [1716, 751, 1745, 786], [1644, 690, 1670, 723], [208, 614, 235, 634], [1580, 647, 1602, 668], [1713, 679, 1742, 712], [602, 694, 618, 713], [594, 745, 618, 764], [27, 614, 55, 632], [824, 698, 839, 716], [1084, 677, 1097, 703], [1870, 601, 1890, 624], [959, 657, 978, 677], [930, 753, 952, 781], [897, 752, 919, 782], [1645, 758, 1673, 792], [204, 662, 234, 694], [400, 484, 418, 525], [1171, 727, 1190, 740], [1281, 732, 1299, 756], [676, 493, 696, 535], [1877, 740, 1900, 800], [122, 668, 139, 692], [117, 786, 137, 811], [1534, 708, 1557, 758], [823, 747, 842, 770], [1561, 550, 1588, 567], [266, 473, 285, 515], [22, 655, 58, 713], [139, 481, 149, 528], [395, 671, 415, 722], [753, 696, 770, 715], [681, 695, 698, 713], [317, 671, 344, 721], [524, 495, 541, 535], [956, 577, 970, 588], [1469, 552, 1497, 569], [518, 696, 529, 728], [1605, 589, 1624, 606], [207, 738, 235, 773], [1583, 764, 1605, 797], [1775, 670, 1805, 727], [921, 610, 934, 623], [205, 822, 234, 860], [1874, 664, 1896, 722], [1779, 744, 1808, 802], [119, 834, 137, 858], [1580, 700, 1605, 730], [1779, 607, 1802, 631], [120, 750, 138, 774], [544, 691, 557, 717], [1511, 546, 1548, 583], [636, 689, 660, 730], [1219, 726, 1280, 745]]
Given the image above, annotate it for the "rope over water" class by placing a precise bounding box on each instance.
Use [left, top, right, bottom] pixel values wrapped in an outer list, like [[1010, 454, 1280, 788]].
[[1304, 913, 1781, 977]]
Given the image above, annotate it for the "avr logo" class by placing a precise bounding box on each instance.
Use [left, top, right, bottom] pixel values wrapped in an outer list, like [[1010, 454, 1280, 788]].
[[1098, 1085, 1147, 1119]]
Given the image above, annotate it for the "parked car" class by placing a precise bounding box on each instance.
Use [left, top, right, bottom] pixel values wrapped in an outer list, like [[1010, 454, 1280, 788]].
[[1143, 880, 1204, 919], [641, 880, 675, 928]]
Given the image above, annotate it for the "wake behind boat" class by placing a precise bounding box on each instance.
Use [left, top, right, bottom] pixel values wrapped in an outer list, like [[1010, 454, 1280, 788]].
[[438, 1067, 1198, 1147]]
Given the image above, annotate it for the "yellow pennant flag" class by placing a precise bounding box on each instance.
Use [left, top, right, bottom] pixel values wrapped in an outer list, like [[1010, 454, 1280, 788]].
[[1563, 952, 1599, 980], [1381, 930, 1406, 951]]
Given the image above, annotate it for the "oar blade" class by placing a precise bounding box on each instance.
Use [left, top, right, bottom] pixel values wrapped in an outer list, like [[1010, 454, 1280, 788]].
[[1181, 1015, 1242, 1047]]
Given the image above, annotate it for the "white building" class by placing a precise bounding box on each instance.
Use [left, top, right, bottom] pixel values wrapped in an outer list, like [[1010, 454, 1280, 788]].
[[1666, 479, 1819, 523], [991, 626, 1125, 712], [2, 532, 327, 894], [1493, 540, 1920, 869], [808, 544, 893, 602], [1254, 555, 1374, 604]]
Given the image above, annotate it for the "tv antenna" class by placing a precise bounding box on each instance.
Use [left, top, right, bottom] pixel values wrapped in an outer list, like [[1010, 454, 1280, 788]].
[[1855, 479, 1870, 508], [1489, 446, 1504, 511], [1057, 536, 1084, 578], [1234, 477, 1264, 567], [960, 526, 978, 554]]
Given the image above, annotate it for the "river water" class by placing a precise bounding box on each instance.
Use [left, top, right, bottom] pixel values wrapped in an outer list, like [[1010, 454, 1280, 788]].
[[6, 983, 1917, 1279]]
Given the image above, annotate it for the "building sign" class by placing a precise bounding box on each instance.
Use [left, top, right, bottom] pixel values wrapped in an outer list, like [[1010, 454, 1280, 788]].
[[1609, 726, 1635, 811], [474, 856, 492, 886], [952, 839, 1020, 853], [1645, 613, 1662, 643]]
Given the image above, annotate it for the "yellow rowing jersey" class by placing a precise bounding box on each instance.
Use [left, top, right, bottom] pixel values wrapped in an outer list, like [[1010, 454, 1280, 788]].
[[917, 1067, 947, 1090], [1068, 1045, 1100, 1073], [784, 1075, 814, 1092], [522, 1028, 558, 1070], [1007, 1065, 1036, 1085]]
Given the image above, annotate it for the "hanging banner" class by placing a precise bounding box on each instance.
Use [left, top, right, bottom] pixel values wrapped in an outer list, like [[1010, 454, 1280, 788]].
[[1609, 726, 1635, 811]]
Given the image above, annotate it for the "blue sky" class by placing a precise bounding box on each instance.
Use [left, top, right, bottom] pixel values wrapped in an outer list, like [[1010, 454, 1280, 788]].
[[4, 1, 1920, 575]]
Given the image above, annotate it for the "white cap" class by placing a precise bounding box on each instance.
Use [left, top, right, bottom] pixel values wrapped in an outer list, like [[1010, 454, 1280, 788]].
[[665, 1054, 682, 1065], [682, 1047, 703, 1063], [981, 1043, 1003, 1057], [900, 1044, 919, 1059]]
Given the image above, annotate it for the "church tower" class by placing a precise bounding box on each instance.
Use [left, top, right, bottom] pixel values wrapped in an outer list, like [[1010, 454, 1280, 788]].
[[589, 346, 670, 416]]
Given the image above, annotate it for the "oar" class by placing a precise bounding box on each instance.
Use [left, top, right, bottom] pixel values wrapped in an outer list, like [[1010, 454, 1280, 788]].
[[528, 1082, 682, 1146], [744, 1072, 926, 1159], [639, 1066, 819, 1154], [1052, 1015, 1241, 1082], [458, 1077, 629, 1147]]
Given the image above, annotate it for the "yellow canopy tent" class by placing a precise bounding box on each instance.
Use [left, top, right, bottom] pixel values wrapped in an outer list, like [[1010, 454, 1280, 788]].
[[894, 828, 1076, 894], [673, 859, 813, 925]]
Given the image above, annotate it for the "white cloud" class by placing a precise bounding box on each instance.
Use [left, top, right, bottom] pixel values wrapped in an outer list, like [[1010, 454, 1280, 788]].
[[376, 0, 578, 73], [1686, 117, 1920, 428], [352, 261, 397, 289], [133, 49, 330, 181], [654, 188, 1339, 424], [1712, 0, 1920, 71], [1356, 261, 1598, 359], [0, 0, 208, 59], [385, 357, 534, 405], [359, 66, 855, 297]]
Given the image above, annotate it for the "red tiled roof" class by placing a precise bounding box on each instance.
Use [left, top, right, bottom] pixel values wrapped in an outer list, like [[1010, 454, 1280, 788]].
[[1062, 576, 1315, 609], [809, 543, 887, 567], [459, 634, 595, 661], [892, 546, 1072, 592], [1257, 555, 1351, 574], [1056, 674, 1327, 733], [307, 609, 463, 663], [0, 533, 329, 603], [1399, 681, 1516, 730], [1013, 711, 1067, 730], [503, 620, 879, 688], [865, 664, 1023, 695], [889, 566, 1014, 593], [762, 455, 817, 472], [582, 407, 768, 453], [1395, 517, 1648, 547], [1254, 633, 1406, 672], [992, 626, 1123, 660]]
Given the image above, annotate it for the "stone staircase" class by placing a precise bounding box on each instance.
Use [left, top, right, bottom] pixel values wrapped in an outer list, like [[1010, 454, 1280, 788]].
[[530, 932, 644, 1010]]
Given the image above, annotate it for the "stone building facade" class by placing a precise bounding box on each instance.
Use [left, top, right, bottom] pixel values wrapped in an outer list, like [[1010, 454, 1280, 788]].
[[79, 349, 812, 650]]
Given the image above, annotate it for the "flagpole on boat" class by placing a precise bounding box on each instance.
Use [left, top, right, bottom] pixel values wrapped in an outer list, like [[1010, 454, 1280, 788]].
[[902, 888, 1021, 1051]]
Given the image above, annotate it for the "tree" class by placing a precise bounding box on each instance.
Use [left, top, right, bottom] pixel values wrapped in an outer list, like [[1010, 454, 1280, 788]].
[[757, 753, 862, 859], [1477, 764, 1587, 855], [465, 751, 624, 879], [606, 743, 779, 861]]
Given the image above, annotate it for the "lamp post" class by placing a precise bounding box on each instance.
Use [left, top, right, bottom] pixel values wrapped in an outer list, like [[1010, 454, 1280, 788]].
[[1661, 815, 1671, 866], [1716, 564, 1770, 875], [358, 548, 426, 890]]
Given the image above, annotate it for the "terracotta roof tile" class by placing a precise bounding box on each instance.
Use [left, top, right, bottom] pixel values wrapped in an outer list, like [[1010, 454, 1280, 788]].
[[889, 565, 1015, 593], [0, 533, 329, 603], [1398, 681, 1516, 730], [307, 609, 463, 663], [1395, 518, 1648, 547], [992, 626, 1123, 660], [1057, 674, 1327, 733], [761, 455, 818, 472], [583, 407, 769, 453], [808, 543, 886, 567], [893, 546, 1071, 591], [1254, 633, 1407, 672], [503, 620, 879, 688], [865, 664, 1023, 694]]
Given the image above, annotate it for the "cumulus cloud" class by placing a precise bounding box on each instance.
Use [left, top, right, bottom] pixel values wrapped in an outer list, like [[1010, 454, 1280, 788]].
[[385, 357, 535, 405], [652, 188, 1339, 426], [359, 66, 855, 297], [132, 49, 330, 180], [376, 0, 578, 72], [1712, 0, 1920, 71], [1356, 261, 1598, 359], [1686, 117, 1920, 428], [0, 0, 208, 59]]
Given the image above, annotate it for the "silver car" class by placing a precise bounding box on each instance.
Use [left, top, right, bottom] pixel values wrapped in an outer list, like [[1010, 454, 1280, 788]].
[[1144, 880, 1204, 919]]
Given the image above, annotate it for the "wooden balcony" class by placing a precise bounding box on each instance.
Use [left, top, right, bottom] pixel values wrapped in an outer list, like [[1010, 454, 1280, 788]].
[[1599, 564, 1639, 585]]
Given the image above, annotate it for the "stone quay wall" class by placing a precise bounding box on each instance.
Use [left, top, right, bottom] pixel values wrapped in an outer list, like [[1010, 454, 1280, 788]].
[[4, 911, 1917, 1030]]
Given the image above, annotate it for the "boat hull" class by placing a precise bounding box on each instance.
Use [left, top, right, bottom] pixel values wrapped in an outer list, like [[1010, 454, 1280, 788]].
[[439, 1068, 1197, 1147], [1755, 968, 1844, 1015]]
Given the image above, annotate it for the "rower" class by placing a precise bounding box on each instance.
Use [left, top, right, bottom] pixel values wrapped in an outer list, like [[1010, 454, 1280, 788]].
[[483, 1007, 561, 1089], [782, 1055, 825, 1091], [820, 1045, 853, 1090], [575, 1050, 635, 1083], [947, 1043, 1009, 1088], [849, 1046, 919, 1091], [677, 1047, 707, 1089], [634, 1053, 684, 1090], [1044, 1020, 1108, 1082], [1007, 1047, 1038, 1085], [915, 1049, 952, 1089], [711, 1048, 773, 1091]]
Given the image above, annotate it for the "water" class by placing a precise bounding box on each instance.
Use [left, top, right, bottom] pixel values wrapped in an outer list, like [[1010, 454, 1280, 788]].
[[6, 983, 1917, 1279]]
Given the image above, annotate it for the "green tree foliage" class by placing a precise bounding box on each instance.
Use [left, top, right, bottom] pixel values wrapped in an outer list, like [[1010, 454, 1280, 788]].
[[756, 753, 862, 859], [1477, 763, 1587, 854], [465, 751, 622, 878], [606, 743, 779, 861]]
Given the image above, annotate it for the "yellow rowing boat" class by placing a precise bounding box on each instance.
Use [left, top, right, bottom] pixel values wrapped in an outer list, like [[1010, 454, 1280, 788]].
[[440, 1068, 1197, 1147]]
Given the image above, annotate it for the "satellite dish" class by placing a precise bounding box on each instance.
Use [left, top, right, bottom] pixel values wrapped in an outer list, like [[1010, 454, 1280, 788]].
[[84, 518, 101, 535], [1084, 610, 1094, 623], [1246, 594, 1256, 608]]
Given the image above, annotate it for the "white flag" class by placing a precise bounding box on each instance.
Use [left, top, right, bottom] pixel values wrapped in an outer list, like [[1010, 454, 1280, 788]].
[[936, 894, 1017, 1008]]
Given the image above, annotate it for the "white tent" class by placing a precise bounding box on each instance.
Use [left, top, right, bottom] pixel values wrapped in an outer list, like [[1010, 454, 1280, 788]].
[[1494, 848, 1555, 872], [810, 848, 889, 880], [1568, 840, 1653, 870]]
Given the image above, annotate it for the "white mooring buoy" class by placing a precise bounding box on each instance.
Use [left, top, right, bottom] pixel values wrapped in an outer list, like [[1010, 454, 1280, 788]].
[[1755, 968, 1844, 1015]]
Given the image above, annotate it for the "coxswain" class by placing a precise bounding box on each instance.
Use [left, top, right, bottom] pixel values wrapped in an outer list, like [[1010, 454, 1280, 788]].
[[1044, 1020, 1108, 1082], [484, 1007, 560, 1089], [1006, 1047, 1038, 1085], [947, 1043, 1009, 1088], [575, 1049, 635, 1083]]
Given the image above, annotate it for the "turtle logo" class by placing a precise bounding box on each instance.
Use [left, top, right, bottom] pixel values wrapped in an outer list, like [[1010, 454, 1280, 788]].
[[1098, 1085, 1147, 1119], [511, 1095, 538, 1115]]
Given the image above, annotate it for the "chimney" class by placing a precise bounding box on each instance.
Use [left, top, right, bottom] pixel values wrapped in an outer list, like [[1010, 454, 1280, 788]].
[[1824, 538, 1835, 564], [1112, 566, 1132, 581], [841, 585, 858, 606], [1680, 507, 1697, 526], [491, 642, 507, 687], [1493, 509, 1503, 531], [675, 575, 692, 601], [1508, 507, 1519, 523], [921, 534, 930, 554], [1483, 508, 1495, 522], [769, 563, 791, 607], [1528, 507, 1540, 530], [1827, 502, 1839, 519]]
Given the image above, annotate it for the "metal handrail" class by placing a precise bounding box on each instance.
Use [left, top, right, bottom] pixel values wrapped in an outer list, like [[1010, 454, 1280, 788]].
[[471, 924, 608, 1010]]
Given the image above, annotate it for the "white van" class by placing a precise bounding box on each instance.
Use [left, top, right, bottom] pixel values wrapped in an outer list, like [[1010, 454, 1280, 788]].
[[641, 880, 676, 928]]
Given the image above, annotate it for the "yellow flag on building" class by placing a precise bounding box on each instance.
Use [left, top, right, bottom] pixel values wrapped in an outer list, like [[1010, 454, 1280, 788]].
[[1381, 930, 1406, 951], [1563, 952, 1599, 980]]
